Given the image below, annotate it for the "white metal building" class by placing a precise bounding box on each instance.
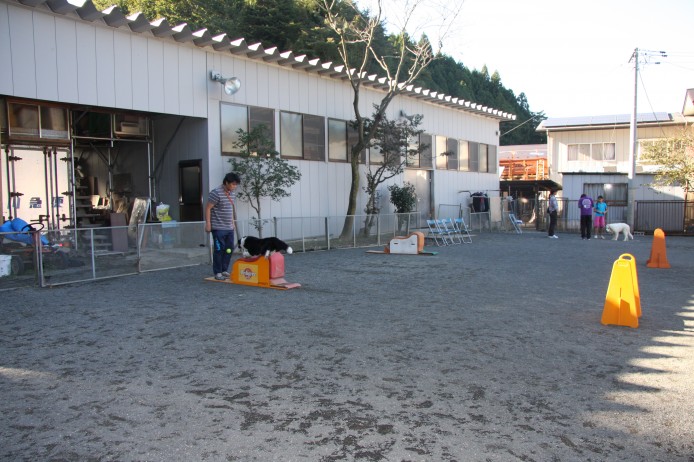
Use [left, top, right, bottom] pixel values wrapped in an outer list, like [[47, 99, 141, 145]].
[[0, 0, 515, 230]]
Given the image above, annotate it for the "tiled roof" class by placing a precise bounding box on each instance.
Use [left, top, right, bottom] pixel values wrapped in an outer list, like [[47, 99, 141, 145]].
[[11, 0, 516, 121]]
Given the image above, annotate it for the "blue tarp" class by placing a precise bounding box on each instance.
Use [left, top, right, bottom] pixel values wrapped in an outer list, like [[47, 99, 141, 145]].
[[0, 218, 49, 245]]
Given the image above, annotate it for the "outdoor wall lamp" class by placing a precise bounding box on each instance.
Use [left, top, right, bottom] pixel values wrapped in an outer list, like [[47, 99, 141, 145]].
[[210, 70, 241, 95]]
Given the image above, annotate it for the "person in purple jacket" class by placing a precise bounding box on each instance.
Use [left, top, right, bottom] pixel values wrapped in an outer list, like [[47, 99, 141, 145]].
[[578, 193, 594, 240]]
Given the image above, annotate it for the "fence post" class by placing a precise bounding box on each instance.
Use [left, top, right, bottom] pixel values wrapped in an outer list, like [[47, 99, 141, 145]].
[[90, 228, 96, 280], [273, 217, 278, 237], [377, 214, 381, 246], [34, 230, 45, 287], [325, 217, 330, 250]]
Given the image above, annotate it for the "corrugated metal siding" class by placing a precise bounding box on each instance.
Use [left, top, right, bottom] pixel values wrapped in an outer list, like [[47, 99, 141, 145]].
[[1, 0, 508, 221]]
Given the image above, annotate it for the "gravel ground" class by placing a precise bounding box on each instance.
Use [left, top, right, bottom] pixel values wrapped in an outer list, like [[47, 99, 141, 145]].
[[1, 231, 693, 461]]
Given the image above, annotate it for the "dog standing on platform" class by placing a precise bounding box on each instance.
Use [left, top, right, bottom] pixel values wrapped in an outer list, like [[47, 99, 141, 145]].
[[238, 236, 294, 258], [606, 223, 634, 241]]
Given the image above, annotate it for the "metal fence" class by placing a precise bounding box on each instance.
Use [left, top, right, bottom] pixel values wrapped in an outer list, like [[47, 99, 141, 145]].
[[505, 198, 693, 235], [3, 201, 690, 289], [0, 212, 422, 289]]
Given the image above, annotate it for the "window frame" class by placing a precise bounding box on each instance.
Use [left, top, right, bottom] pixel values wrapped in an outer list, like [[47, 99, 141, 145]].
[[567, 142, 616, 162], [280, 111, 325, 161], [584, 182, 627, 206], [220, 103, 275, 156]]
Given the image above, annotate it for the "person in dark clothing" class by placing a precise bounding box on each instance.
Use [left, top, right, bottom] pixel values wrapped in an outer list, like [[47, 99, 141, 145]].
[[578, 193, 594, 240]]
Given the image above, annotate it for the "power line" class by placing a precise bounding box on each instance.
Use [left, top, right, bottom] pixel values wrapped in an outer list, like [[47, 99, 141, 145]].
[[500, 113, 545, 137]]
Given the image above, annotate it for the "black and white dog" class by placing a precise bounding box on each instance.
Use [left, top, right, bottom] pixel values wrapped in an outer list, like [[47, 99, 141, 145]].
[[238, 236, 293, 258]]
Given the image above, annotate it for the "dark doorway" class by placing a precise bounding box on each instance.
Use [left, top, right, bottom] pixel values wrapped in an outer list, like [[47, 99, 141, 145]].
[[178, 160, 202, 222]]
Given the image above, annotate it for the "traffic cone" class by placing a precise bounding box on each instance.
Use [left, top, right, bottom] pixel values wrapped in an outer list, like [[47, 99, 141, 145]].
[[646, 228, 670, 268], [601, 253, 640, 328]]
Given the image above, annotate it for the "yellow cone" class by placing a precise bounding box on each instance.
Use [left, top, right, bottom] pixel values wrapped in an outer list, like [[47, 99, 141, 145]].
[[601, 253, 640, 328]]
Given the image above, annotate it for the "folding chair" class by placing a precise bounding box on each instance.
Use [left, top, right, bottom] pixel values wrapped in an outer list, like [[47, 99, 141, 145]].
[[507, 213, 523, 234], [441, 218, 463, 244], [453, 217, 473, 244], [426, 219, 449, 246]]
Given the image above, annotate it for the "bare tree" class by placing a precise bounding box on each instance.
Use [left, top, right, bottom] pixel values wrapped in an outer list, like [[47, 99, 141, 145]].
[[320, 0, 460, 237]]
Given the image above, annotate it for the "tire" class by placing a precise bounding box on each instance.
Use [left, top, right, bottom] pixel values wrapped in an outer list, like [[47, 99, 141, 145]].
[[10, 255, 25, 275]]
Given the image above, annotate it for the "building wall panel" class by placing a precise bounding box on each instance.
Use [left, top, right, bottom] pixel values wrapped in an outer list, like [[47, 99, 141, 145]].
[[8, 6, 36, 99], [0, 4, 12, 95], [95, 27, 116, 108], [55, 17, 79, 103], [113, 30, 133, 109], [163, 42, 181, 115], [75, 22, 98, 105], [146, 40, 165, 113], [34, 12, 58, 102]]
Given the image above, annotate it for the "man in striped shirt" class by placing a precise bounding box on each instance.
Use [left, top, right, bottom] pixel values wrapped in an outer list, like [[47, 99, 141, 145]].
[[205, 172, 241, 280]]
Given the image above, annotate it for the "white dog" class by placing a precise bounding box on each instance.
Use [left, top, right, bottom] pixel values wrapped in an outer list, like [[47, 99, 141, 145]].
[[605, 223, 634, 241]]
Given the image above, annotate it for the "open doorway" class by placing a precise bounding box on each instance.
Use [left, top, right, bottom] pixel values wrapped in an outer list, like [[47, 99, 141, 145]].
[[178, 160, 203, 221]]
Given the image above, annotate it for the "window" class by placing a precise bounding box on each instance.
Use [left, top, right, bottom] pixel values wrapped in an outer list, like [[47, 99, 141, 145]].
[[347, 124, 366, 164], [468, 142, 479, 172], [328, 119, 348, 162], [280, 111, 325, 161], [221, 104, 274, 155], [435, 136, 448, 169], [479, 143, 489, 173], [369, 143, 384, 165], [407, 133, 432, 169], [280, 112, 302, 158], [7, 100, 69, 142], [459, 140, 469, 171], [584, 183, 627, 206], [446, 138, 459, 170], [488, 145, 497, 174], [568, 143, 615, 161]]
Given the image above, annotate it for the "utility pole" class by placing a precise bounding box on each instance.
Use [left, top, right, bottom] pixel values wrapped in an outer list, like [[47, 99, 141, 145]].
[[626, 48, 639, 228], [626, 48, 666, 228]]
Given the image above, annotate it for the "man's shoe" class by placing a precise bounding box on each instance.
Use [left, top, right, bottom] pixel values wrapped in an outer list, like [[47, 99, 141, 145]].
[[594, 235, 598, 239], [214, 273, 225, 280], [221, 271, 230, 278]]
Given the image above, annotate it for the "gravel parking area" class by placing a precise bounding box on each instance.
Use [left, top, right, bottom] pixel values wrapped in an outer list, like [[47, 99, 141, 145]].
[[1, 231, 693, 461]]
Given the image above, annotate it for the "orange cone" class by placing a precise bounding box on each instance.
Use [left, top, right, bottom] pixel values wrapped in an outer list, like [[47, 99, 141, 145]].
[[646, 228, 671, 269], [601, 253, 640, 328]]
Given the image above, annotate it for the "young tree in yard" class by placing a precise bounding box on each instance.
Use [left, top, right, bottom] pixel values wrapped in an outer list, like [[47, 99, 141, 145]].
[[362, 111, 425, 235], [320, 0, 460, 237], [388, 181, 417, 232], [228, 126, 301, 236], [640, 125, 694, 194]]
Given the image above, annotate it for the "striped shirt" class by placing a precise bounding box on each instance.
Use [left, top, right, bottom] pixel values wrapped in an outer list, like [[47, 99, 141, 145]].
[[207, 185, 235, 230]]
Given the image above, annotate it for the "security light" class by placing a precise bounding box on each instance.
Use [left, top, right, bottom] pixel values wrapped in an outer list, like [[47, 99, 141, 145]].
[[209, 70, 241, 95]]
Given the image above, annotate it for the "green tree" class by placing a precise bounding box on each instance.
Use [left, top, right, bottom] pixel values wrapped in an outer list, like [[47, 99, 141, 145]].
[[388, 181, 417, 232], [640, 125, 694, 194], [228, 125, 301, 236], [361, 111, 425, 235]]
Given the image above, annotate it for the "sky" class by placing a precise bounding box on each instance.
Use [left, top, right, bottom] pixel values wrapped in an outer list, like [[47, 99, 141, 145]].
[[357, 0, 694, 119]]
